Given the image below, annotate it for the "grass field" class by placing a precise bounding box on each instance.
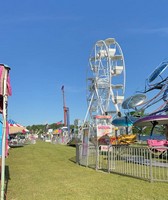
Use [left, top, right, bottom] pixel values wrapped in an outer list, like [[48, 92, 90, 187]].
[[5, 140, 168, 200]]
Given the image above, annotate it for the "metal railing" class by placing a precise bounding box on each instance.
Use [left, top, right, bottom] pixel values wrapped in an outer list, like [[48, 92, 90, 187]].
[[76, 143, 168, 182], [51, 136, 70, 144]]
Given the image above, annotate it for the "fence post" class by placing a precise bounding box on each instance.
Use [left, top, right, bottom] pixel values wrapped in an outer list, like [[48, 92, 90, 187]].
[[76, 143, 80, 164], [96, 145, 99, 170], [149, 149, 153, 182], [108, 145, 111, 173]]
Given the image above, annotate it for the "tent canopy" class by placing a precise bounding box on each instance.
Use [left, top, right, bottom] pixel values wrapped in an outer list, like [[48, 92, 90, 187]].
[[8, 119, 29, 134]]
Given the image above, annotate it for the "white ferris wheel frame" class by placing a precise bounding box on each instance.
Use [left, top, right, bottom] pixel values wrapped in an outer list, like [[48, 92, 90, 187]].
[[84, 38, 126, 123]]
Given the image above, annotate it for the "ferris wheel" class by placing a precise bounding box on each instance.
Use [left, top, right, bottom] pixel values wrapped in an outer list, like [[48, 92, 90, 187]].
[[84, 38, 126, 123]]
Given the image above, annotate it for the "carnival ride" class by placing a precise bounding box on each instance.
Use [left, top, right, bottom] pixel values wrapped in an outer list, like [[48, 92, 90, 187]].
[[61, 86, 70, 135], [136, 60, 168, 116], [83, 37, 168, 146], [83, 38, 128, 145], [127, 60, 168, 116], [78, 41, 168, 183], [112, 60, 168, 146], [84, 38, 126, 124]]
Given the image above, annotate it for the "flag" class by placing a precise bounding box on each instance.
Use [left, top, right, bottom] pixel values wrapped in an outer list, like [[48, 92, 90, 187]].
[[61, 85, 64, 90], [56, 120, 63, 125]]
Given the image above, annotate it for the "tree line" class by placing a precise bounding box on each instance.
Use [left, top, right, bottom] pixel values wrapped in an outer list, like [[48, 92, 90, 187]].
[[26, 123, 74, 134]]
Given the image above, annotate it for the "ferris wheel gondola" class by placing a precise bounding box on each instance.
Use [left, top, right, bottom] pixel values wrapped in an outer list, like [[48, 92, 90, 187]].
[[84, 38, 126, 123]]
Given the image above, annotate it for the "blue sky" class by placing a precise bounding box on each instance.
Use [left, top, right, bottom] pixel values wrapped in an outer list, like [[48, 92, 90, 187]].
[[1, 0, 168, 126]]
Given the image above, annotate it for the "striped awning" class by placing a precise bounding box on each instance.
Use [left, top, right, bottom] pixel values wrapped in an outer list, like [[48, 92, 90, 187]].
[[8, 119, 29, 134]]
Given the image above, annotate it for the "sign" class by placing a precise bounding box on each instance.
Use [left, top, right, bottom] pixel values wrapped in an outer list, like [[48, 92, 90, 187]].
[[94, 115, 112, 119], [97, 124, 112, 138], [100, 145, 112, 152]]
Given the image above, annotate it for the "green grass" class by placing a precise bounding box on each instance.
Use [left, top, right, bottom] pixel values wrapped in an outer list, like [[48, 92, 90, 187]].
[[5, 140, 168, 200]]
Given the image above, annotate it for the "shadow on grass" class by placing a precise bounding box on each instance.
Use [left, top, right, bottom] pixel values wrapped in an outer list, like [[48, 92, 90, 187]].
[[9, 145, 24, 148], [4, 165, 10, 200], [69, 156, 76, 163]]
